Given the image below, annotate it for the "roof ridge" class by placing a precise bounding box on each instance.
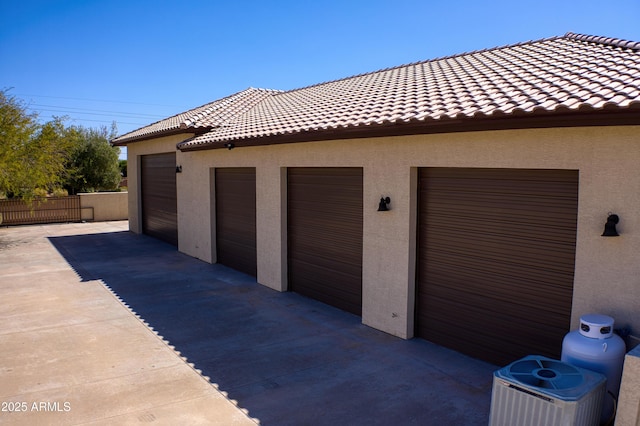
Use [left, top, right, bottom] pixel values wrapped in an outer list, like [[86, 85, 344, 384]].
[[278, 35, 566, 96], [183, 87, 280, 127], [247, 86, 284, 93], [116, 90, 249, 136], [564, 32, 640, 51], [185, 87, 275, 116], [111, 88, 276, 142]]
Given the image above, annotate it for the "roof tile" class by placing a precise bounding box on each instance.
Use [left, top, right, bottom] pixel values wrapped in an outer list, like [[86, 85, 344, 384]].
[[112, 87, 278, 144], [113, 33, 640, 150]]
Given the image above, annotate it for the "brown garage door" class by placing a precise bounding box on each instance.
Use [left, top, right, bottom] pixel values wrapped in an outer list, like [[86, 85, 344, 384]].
[[288, 168, 363, 315], [141, 153, 178, 246], [215, 168, 257, 277], [416, 168, 578, 366]]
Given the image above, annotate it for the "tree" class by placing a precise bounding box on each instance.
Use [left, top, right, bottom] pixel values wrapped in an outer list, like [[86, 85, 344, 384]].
[[119, 159, 127, 178], [0, 89, 72, 200], [1, 90, 122, 198], [64, 124, 121, 194]]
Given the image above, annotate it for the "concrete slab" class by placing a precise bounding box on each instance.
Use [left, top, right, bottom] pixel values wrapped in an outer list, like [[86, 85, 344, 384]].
[[0, 221, 496, 425], [0, 222, 257, 426]]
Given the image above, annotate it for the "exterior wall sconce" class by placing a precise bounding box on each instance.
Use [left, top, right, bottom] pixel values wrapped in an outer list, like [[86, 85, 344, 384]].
[[175, 165, 182, 173], [224, 142, 235, 150], [377, 196, 391, 212], [602, 213, 620, 237]]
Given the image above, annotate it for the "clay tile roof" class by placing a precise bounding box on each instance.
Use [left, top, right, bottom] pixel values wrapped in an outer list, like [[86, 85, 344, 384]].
[[115, 33, 640, 150], [177, 32, 640, 151], [111, 87, 279, 145]]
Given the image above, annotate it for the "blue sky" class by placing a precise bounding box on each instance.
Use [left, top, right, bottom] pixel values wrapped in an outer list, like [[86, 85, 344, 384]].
[[2, 0, 639, 158]]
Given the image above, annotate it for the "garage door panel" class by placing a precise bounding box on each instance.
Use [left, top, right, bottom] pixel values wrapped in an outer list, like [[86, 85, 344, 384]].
[[289, 266, 362, 314], [290, 250, 362, 278], [422, 267, 574, 312], [425, 229, 577, 257], [419, 281, 573, 316], [431, 226, 578, 249], [215, 168, 257, 277], [144, 216, 178, 235], [290, 263, 361, 296], [289, 262, 362, 294], [289, 233, 362, 259], [217, 238, 256, 255], [425, 176, 577, 206], [424, 269, 575, 308], [425, 203, 579, 226], [426, 183, 578, 199], [218, 221, 256, 236], [219, 216, 256, 238], [424, 243, 577, 270], [141, 153, 178, 246], [421, 315, 565, 360], [423, 238, 578, 275], [422, 314, 561, 365], [426, 167, 579, 182], [422, 238, 577, 273], [289, 202, 361, 218], [426, 196, 578, 223], [288, 168, 363, 316], [416, 167, 578, 366], [420, 300, 566, 347], [292, 252, 362, 270], [288, 217, 362, 237], [420, 295, 566, 355], [419, 284, 571, 328]]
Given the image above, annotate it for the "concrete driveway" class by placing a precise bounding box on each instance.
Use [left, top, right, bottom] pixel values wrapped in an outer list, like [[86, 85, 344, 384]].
[[0, 221, 495, 425]]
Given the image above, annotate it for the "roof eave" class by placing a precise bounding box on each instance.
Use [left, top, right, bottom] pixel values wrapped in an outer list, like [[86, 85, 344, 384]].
[[178, 107, 640, 152], [111, 126, 213, 146]]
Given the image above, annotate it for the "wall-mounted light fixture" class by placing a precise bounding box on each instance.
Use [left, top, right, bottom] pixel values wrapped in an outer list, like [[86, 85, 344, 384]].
[[377, 196, 391, 212], [602, 213, 620, 237], [175, 165, 182, 173], [224, 142, 235, 150]]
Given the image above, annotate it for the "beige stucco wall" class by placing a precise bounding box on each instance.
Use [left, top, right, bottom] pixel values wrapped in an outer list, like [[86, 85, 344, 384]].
[[616, 344, 640, 426], [127, 126, 640, 344], [79, 192, 128, 221]]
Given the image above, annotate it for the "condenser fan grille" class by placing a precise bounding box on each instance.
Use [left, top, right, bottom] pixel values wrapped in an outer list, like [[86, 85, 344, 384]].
[[509, 358, 584, 390]]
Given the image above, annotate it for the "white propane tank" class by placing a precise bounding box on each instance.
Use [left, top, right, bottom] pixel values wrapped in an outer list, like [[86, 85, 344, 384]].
[[561, 314, 626, 424]]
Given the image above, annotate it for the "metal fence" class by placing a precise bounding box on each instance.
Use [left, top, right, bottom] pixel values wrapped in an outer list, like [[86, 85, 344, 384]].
[[0, 196, 82, 226]]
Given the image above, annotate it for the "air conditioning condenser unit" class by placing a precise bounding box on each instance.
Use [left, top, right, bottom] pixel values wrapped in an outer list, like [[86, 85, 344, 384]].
[[489, 355, 605, 426]]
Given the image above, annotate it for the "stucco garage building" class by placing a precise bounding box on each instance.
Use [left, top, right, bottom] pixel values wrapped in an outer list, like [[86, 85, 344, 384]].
[[113, 32, 640, 367]]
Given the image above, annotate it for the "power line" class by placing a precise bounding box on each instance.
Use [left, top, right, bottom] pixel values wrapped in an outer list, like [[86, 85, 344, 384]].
[[27, 106, 164, 120], [36, 114, 150, 127], [14, 93, 173, 131], [14, 92, 179, 108], [28, 103, 165, 119], [20, 97, 173, 130]]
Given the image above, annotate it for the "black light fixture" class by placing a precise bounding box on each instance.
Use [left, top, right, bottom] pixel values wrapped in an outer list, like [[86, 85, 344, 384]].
[[175, 165, 182, 173], [224, 142, 235, 150], [377, 196, 391, 212], [602, 213, 620, 237]]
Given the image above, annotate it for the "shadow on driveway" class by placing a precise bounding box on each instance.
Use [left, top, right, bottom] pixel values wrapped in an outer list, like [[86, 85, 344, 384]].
[[49, 230, 495, 426]]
